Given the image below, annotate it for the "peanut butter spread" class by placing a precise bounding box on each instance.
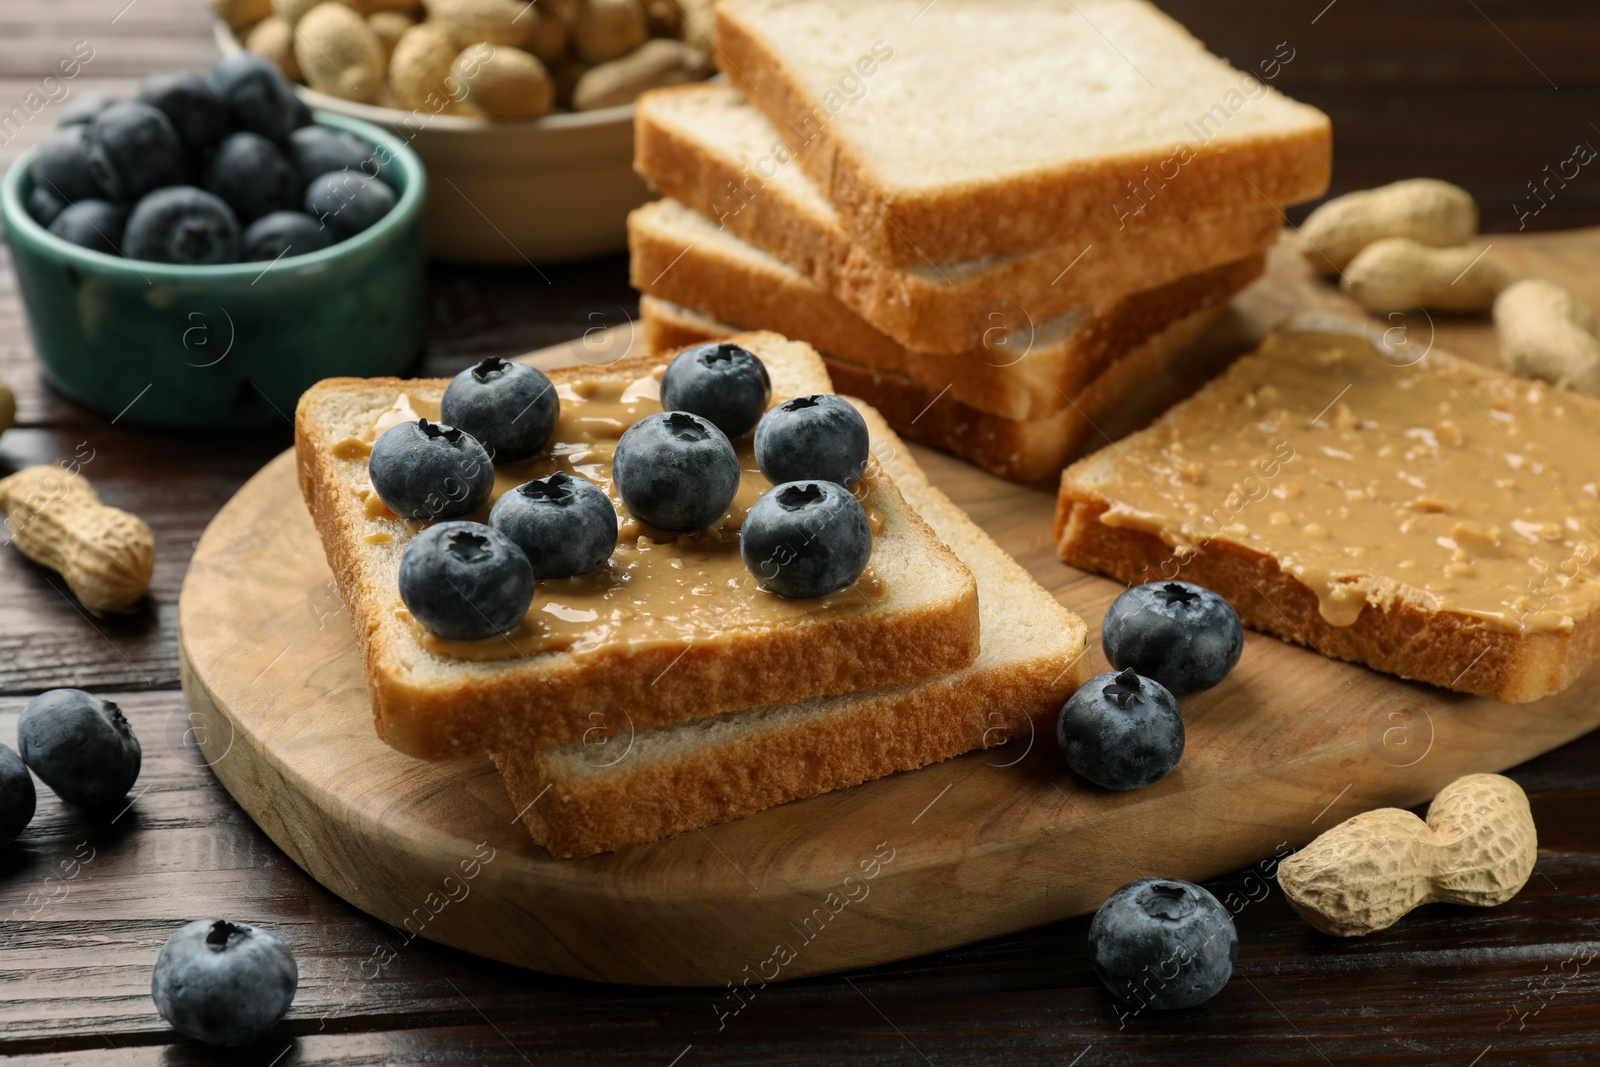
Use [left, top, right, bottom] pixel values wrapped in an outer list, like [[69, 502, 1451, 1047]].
[[342, 369, 886, 660], [1091, 328, 1600, 635]]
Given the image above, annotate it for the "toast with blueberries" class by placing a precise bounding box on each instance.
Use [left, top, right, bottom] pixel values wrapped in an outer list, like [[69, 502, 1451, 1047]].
[[493, 402, 1092, 858], [633, 83, 1284, 357], [294, 332, 981, 761], [639, 296, 1232, 483]]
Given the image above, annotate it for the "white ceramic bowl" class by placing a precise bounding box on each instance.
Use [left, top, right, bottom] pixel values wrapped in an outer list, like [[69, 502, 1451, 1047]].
[[215, 23, 651, 264]]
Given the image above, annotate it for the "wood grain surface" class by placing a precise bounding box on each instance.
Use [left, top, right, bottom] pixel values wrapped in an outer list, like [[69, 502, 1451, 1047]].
[[175, 378, 1600, 987], [1, 0, 1598, 1063]]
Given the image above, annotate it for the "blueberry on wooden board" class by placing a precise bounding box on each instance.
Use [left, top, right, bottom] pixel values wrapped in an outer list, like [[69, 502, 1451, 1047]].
[[1056, 668, 1183, 790], [1102, 580, 1243, 696]]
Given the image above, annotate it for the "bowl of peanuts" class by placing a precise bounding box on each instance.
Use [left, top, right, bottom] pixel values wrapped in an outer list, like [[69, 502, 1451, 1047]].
[[212, 0, 714, 263]]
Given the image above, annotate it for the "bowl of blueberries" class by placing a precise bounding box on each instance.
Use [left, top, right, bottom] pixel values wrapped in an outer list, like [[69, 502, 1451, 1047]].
[[1, 53, 426, 431]]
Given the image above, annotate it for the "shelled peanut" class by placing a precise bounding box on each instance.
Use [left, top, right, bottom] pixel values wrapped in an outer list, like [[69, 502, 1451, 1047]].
[[212, 0, 713, 118], [1277, 774, 1536, 937], [0, 465, 154, 615]]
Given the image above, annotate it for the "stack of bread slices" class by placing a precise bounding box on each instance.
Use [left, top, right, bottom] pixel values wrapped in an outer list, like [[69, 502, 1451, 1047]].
[[629, 0, 1332, 481]]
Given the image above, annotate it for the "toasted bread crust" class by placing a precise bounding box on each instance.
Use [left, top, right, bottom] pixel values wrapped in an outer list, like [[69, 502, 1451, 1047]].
[[629, 198, 1269, 421], [1052, 495, 1592, 703], [495, 649, 1078, 858], [638, 251, 1250, 483], [295, 337, 980, 759], [634, 84, 1284, 355], [495, 411, 1092, 858], [715, 5, 1331, 267]]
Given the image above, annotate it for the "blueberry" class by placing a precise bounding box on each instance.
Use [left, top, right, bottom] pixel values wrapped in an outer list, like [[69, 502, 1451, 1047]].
[[1103, 580, 1243, 697], [398, 521, 534, 640], [754, 394, 870, 488], [1057, 668, 1183, 790], [490, 472, 617, 578], [152, 919, 298, 1046], [439, 357, 558, 463], [204, 132, 298, 223], [85, 102, 188, 203], [211, 52, 300, 144], [136, 70, 229, 153], [123, 187, 241, 264], [240, 210, 331, 261], [60, 93, 115, 127], [17, 689, 141, 808], [1089, 878, 1238, 1011], [0, 744, 35, 850], [305, 170, 395, 238], [49, 200, 128, 255], [740, 481, 871, 598], [31, 126, 107, 203], [612, 411, 740, 532], [26, 184, 67, 227], [369, 418, 494, 521], [660, 342, 772, 438], [286, 125, 381, 191]]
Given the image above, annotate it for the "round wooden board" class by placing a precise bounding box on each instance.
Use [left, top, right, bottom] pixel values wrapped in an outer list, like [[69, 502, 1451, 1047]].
[[179, 233, 1600, 986]]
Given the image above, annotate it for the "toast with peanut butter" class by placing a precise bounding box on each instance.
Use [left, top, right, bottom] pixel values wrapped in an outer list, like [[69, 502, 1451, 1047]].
[[629, 197, 1268, 423], [295, 333, 980, 760], [493, 403, 1091, 858], [640, 296, 1233, 483], [634, 84, 1283, 357], [1055, 316, 1600, 703]]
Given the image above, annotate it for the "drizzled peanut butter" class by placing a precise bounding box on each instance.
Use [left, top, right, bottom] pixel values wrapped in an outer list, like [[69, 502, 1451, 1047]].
[[1092, 328, 1600, 635], [345, 368, 885, 660]]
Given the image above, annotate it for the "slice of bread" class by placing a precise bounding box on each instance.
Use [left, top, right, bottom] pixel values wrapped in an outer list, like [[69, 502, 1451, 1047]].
[[1055, 318, 1600, 703], [716, 0, 1331, 266], [641, 295, 1230, 482], [635, 83, 1284, 355], [294, 333, 980, 760], [630, 196, 1266, 422], [494, 403, 1091, 858]]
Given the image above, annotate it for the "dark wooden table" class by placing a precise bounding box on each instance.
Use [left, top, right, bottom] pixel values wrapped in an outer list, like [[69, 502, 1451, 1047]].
[[1, 2, 1598, 1063]]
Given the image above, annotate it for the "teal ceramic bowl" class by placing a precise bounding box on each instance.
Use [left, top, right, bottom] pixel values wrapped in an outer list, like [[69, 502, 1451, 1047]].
[[1, 111, 426, 430]]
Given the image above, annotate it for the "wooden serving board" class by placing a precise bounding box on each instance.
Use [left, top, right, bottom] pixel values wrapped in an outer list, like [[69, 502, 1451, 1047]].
[[178, 229, 1600, 987]]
